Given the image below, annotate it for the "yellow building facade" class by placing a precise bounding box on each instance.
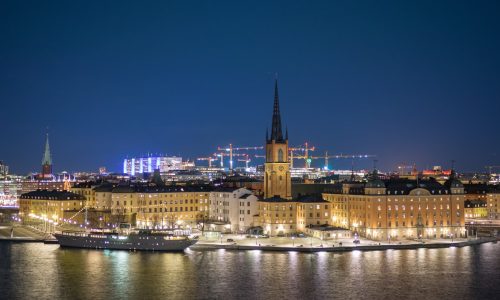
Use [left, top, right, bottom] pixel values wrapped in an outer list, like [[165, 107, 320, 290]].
[[323, 174, 466, 240], [110, 185, 212, 229], [19, 190, 85, 225]]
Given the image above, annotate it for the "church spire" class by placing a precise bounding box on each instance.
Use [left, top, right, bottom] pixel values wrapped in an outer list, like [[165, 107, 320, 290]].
[[41, 132, 53, 178], [42, 133, 52, 166], [270, 79, 284, 142]]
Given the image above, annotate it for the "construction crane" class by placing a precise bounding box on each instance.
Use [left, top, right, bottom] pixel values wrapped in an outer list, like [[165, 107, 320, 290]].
[[289, 142, 316, 168], [214, 151, 248, 169], [237, 154, 251, 169], [196, 155, 219, 168], [217, 144, 264, 170], [310, 151, 376, 170]]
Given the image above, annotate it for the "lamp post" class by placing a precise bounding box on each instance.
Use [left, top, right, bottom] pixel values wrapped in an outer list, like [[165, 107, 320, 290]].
[[292, 236, 295, 247]]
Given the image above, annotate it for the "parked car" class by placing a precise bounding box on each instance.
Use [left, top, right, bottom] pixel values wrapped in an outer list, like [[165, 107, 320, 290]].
[[353, 239, 360, 244], [226, 238, 234, 242]]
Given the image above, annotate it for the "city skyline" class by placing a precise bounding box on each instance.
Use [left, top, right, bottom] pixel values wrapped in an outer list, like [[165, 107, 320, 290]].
[[1, 1, 500, 173]]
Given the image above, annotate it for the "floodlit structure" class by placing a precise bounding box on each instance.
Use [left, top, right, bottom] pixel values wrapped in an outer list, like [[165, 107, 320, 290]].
[[123, 156, 183, 175]]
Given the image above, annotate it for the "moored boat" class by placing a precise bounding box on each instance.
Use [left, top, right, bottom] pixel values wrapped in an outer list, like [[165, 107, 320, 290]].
[[54, 228, 198, 252]]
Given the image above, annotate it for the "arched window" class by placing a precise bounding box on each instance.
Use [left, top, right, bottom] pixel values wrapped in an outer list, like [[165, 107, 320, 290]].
[[278, 149, 284, 162]]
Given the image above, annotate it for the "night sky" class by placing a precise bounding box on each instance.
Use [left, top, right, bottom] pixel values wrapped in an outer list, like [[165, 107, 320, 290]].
[[1, 1, 499, 174]]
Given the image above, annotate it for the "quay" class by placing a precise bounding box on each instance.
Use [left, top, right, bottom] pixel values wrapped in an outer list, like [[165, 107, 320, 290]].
[[192, 237, 498, 253]]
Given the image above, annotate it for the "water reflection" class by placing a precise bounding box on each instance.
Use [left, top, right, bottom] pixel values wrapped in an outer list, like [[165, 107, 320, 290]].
[[1, 243, 499, 299]]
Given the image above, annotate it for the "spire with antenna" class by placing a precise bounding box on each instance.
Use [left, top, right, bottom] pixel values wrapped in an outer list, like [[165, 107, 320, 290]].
[[42, 133, 52, 166], [269, 78, 284, 142], [41, 132, 53, 178]]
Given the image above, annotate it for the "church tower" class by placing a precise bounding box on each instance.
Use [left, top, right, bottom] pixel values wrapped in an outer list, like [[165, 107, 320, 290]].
[[264, 80, 291, 199], [41, 133, 53, 179]]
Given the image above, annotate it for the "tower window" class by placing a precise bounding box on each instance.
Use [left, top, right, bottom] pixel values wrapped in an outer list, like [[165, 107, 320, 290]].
[[278, 149, 284, 162]]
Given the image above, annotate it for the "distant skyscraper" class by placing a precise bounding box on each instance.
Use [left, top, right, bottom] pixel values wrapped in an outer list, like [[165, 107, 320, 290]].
[[264, 80, 291, 199], [0, 161, 8, 176], [40, 133, 53, 179]]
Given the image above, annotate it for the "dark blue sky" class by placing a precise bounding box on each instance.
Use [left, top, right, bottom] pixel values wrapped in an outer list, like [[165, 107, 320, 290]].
[[1, 0, 499, 174]]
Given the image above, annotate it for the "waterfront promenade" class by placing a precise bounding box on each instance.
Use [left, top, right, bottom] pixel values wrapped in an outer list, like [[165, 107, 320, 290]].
[[192, 233, 498, 252], [0, 225, 46, 242], [1, 224, 497, 252]]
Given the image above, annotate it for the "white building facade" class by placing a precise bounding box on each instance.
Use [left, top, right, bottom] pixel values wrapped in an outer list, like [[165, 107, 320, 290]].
[[209, 188, 258, 233]]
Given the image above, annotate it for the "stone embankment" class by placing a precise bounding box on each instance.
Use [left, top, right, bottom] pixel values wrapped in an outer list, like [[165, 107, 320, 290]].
[[191, 237, 498, 253]]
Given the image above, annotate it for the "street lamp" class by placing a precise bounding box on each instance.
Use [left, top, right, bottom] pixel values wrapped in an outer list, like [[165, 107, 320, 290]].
[[292, 236, 295, 247]]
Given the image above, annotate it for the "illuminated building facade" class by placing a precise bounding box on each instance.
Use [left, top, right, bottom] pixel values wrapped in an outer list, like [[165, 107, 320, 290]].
[[295, 195, 331, 232], [258, 80, 296, 235], [0, 178, 22, 207], [487, 186, 500, 219], [323, 171, 466, 240], [256, 81, 332, 236], [20, 180, 72, 194], [208, 187, 259, 232], [263, 80, 291, 199], [110, 185, 212, 228], [123, 156, 183, 175], [463, 184, 489, 219], [0, 161, 9, 176], [18, 190, 85, 225]]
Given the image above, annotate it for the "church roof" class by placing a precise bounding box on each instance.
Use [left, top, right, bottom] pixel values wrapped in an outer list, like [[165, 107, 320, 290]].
[[41, 133, 52, 165], [268, 79, 285, 143]]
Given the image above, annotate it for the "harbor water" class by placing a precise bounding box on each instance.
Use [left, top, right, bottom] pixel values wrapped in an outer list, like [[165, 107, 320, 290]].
[[1, 242, 499, 299]]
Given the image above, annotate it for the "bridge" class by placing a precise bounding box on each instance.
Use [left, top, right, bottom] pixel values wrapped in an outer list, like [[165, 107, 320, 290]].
[[465, 219, 500, 237]]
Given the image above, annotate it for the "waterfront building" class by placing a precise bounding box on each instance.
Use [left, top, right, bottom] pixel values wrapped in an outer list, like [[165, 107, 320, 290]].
[[123, 156, 183, 175], [93, 183, 116, 210], [109, 184, 212, 229], [208, 187, 258, 233], [303, 225, 351, 240], [18, 190, 85, 225], [464, 200, 488, 219], [258, 196, 297, 235], [71, 182, 98, 208], [323, 170, 466, 240], [295, 195, 331, 232], [487, 185, 500, 219]]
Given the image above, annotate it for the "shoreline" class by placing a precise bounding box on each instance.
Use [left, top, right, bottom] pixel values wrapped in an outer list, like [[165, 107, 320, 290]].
[[190, 237, 498, 253]]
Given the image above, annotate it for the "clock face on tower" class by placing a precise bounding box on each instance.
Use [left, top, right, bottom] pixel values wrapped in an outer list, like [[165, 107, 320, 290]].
[[279, 166, 284, 171]]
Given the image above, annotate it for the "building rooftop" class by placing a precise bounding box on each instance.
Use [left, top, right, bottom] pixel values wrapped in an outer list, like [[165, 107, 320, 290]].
[[111, 184, 213, 194], [294, 194, 328, 203], [20, 189, 85, 200], [259, 196, 291, 203]]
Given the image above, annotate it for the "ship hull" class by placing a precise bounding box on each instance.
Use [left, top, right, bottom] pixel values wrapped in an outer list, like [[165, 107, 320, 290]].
[[54, 233, 197, 252]]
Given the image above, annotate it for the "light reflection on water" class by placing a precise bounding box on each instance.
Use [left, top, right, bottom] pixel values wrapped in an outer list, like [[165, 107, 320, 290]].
[[1, 243, 499, 299]]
